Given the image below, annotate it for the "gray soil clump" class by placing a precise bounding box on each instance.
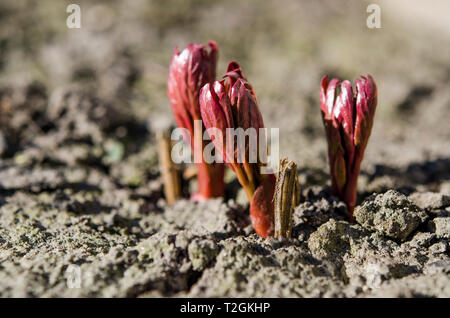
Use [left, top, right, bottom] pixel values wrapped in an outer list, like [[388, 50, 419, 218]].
[[430, 218, 450, 239], [354, 190, 428, 241], [307, 219, 365, 262], [408, 192, 450, 211]]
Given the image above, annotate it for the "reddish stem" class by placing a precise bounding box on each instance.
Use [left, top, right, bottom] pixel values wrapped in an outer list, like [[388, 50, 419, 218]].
[[191, 119, 225, 201], [191, 162, 225, 201], [343, 157, 362, 222], [249, 173, 276, 238]]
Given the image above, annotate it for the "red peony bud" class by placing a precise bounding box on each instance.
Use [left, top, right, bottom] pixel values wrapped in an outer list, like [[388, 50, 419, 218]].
[[229, 78, 264, 132], [199, 81, 234, 165], [167, 42, 224, 201], [167, 42, 218, 141], [354, 75, 377, 150], [200, 61, 275, 238], [320, 74, 378, 220]]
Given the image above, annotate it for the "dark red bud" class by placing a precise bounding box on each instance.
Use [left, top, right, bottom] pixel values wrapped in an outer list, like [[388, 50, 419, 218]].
[[354, 75, 377, 149], [320, 74, 378, 220], [230, 79, 264, 132], [167, 42, 218, 136], [167, 42, 225, 201], [199, 81, 234, 164]]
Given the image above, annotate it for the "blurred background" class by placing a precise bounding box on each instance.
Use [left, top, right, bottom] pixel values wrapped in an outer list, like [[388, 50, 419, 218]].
[[0, 0, 449, 193]]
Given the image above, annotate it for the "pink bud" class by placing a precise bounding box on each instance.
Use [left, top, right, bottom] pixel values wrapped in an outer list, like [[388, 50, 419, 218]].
[[199, 81, 234, 164], [167, 42, 218, 137], [354, 75, 377, 149], [225, 61, 256, 99], [167, 42, 224, 201], [320, 75, 339, 121], [201, 61, 276, 237], [229, 78, 264, 132], [320, 74, 378, 220]]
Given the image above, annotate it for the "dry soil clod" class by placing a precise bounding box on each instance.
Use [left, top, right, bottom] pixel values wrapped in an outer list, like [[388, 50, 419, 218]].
[[274, 158, 301, 239], [157, 130, 182, 204]]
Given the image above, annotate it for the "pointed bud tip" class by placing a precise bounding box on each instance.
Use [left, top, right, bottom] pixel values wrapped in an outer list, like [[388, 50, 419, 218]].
[[227, 61, 241, 72], [208, 41, 218, 52]]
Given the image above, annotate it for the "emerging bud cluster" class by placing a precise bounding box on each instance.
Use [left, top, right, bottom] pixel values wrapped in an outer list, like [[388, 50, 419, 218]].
[[166, 40, 378, 237]]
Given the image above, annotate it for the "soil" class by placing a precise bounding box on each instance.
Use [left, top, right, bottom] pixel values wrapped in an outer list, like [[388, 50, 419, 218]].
[[0, 0, 449, 297]]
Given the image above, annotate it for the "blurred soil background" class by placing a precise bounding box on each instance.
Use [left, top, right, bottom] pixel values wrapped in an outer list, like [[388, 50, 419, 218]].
[[0, 0, 448, 297]]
